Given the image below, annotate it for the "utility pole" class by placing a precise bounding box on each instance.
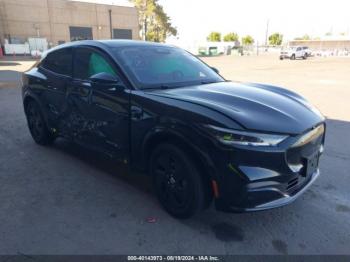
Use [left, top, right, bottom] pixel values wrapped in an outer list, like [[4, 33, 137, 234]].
[[265, 19, 269, 47], [109, 9, 113, 39], [46, 0, 53, 45]]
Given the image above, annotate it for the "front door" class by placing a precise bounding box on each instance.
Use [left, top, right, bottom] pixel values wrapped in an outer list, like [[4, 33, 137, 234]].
[[68, 46, 130, 160]]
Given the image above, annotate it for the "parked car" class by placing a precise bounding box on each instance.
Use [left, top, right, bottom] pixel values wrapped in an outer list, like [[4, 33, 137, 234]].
[[22, 40, 325, 218], [280, 46, 308, 60]]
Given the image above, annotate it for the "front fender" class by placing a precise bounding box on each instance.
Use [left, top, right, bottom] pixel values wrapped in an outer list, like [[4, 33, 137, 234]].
[[138, 124, 217, 180]]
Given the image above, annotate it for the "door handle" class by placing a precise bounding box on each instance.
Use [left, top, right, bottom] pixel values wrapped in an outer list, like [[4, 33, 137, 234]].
[[72, 81, 91, 97], [107, 87, 117, 92], [78, 86, 90, 97], [81, 82, 91, 87]]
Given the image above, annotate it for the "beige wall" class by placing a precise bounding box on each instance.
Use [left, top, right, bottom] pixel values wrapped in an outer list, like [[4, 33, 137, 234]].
[[0, 0, 139, 45], [289, 40, 350, 50]]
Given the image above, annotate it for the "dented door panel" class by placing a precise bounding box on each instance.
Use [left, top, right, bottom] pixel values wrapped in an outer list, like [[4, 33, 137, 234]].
[[88, 87, 130, 159]]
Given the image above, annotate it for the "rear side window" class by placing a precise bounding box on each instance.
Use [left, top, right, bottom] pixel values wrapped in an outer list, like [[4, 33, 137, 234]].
[[73, 47, 116, 80], [42, 48, 73, 76]]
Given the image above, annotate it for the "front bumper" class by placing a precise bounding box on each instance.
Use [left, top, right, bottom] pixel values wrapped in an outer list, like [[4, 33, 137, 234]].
[[280, 53, 292, 59], [212, 124, 325, 213], [216, 169, 320, 212]]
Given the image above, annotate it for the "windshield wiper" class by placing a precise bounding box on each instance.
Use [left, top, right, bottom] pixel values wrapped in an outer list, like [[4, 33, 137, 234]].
[[200, 80, 220, 85], [142, 84, 174, 90], [159, 85, 171, 89]]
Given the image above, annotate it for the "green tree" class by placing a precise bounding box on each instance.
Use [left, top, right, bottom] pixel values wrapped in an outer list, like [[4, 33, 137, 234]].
[[207, 32, 221, 42], [242, 35, 254, 45], [268, 33, 283, 45], [131, 0, 177, 42], [294, 34, 311, 40], [223, 32, 239, 42]]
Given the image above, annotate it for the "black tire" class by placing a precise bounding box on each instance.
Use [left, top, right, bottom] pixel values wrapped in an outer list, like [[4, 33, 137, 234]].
[[290, 54, 296, 60], [279, 56, 283, 60], [150, 143, 207, 219], [25, 100, 55, 145], [303, 54, 307, 60]]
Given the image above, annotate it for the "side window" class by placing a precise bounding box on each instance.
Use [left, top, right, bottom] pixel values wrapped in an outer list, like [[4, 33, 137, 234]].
[[74, 47, 116, 80], [42, 48, 72, 76], [89, 52, 116, 76]]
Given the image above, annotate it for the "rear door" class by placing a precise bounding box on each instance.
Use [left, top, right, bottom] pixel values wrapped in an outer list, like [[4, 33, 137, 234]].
[[68, 46, 130, 160], [38, 48, 73, 132]]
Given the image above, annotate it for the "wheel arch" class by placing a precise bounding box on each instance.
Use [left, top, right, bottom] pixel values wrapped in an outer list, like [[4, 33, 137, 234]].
[[23, 95, 37, 113], [23, 93, 51, 131], [142, 128, 215, 206], [142, 128, 216, 182]]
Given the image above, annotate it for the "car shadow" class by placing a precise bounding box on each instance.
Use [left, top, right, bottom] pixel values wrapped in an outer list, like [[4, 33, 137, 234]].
[[50, 137, 256, 240], [0, 70, 22, 83]]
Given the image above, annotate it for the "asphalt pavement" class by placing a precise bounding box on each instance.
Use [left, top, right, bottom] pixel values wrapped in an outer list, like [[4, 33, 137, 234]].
[[0, 56, 349, 255]]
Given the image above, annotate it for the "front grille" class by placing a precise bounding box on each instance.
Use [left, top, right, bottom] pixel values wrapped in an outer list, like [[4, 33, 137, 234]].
[[287, 172, 313, 193], [287, 177, 299, 190]]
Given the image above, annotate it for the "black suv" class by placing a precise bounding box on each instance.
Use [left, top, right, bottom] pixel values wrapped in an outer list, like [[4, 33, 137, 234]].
[[22, 40, 325, 218]]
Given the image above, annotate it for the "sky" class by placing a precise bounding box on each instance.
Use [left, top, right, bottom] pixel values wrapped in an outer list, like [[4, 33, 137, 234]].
[[75, 0, 350, 44]]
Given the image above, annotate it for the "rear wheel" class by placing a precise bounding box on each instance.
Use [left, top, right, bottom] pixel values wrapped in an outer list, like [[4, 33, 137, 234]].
[[150, 143, 207, 219], [25, 101, 55, 145]]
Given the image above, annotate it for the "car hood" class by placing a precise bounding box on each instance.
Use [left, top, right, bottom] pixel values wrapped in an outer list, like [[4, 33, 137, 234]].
[[149, 81, 324, 134]]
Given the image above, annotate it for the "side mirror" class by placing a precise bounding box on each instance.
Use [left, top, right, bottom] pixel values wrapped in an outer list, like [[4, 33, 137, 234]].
[[89, 72, 120, 85], [211, 67, 219, 74]]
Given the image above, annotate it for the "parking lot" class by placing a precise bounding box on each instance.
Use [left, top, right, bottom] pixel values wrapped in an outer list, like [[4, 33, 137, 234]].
[[0, 54, 349, 255]]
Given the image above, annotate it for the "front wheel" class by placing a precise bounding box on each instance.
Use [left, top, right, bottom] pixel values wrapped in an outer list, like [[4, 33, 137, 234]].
[[25, 101, 55, 145], [150, 144, 208, 219]]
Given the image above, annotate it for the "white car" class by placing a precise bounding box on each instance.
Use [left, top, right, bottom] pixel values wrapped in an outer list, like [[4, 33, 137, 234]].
[[280, 46, 307, 60], [301, 46, 312, 57]]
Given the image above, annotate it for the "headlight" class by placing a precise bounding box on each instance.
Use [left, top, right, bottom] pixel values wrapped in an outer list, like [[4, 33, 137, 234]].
[[205, 125, 288, 146]]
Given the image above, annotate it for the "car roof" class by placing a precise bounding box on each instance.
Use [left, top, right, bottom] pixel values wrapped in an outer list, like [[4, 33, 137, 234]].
[[99, 40, 170, 48], [47, 40, 174, 53]]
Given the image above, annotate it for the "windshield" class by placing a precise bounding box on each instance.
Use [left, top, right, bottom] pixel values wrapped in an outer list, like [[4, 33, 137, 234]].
[[111, 46, 224, 89]]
